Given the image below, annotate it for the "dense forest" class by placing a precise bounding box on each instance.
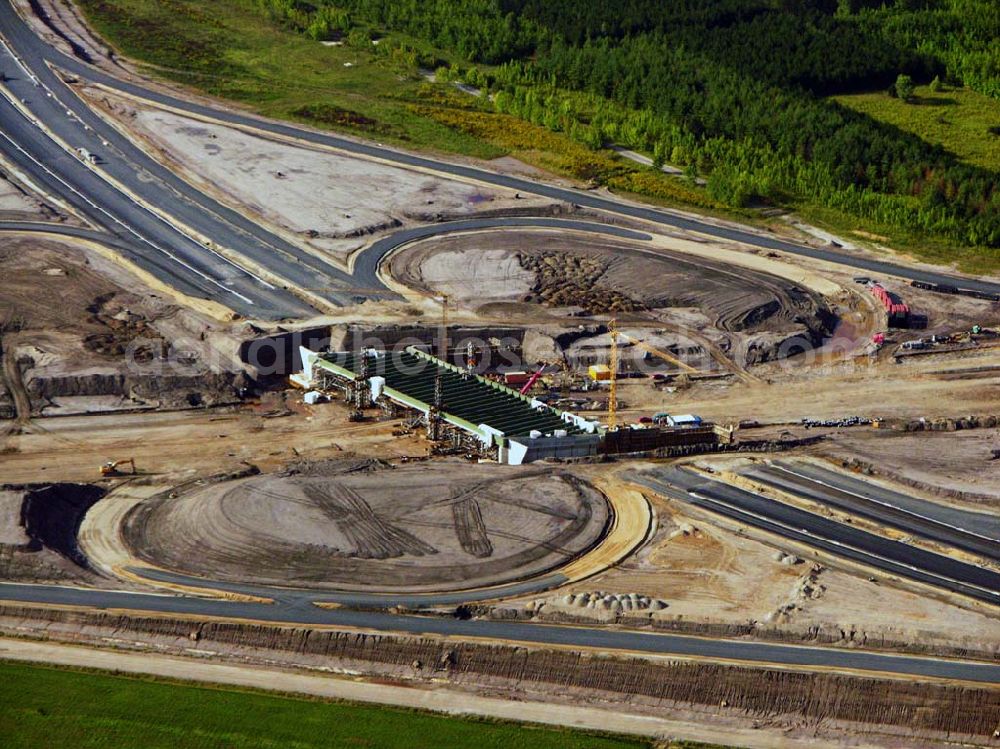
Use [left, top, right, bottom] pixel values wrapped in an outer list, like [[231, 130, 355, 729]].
[[252, 0, 1000, 248]]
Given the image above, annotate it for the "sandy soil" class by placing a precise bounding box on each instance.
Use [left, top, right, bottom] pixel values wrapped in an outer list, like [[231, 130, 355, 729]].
[[826, 430, 1000, 506], [0, 491, 28, 546], [12, 0, 115, 73], [552, 471, 1000, 654], [0, 237, 123, 330], [0, 236, 248, 418], [392, 229, 834, 335], [790, 566, 1000, 649], [121, 463, 609, 592], [0, 397, 428, 486], [82, 87, 543, 264], [0, 484, 105, 584], [559, 490, 808, 621], [396, 244, 535, 308], [607, 343, 1000, 425], [0, 173, 53, 219], [77, 483, 160, 579], [0, 152, 77, 223]]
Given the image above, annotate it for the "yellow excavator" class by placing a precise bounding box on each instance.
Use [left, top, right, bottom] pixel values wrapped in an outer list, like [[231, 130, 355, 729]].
[[99, 458, 136, 477]]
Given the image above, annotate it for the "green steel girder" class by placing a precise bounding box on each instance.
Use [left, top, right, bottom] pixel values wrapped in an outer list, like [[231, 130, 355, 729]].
[[317, 349, 582, 439]]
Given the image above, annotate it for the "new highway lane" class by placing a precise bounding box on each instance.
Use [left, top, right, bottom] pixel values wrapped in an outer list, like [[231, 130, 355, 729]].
[[741, 460, 1000, 561], [3, 0, 1000, 310], [635, 467, 1000, 606], [0, 20, 655, 314], [0, 43, 320, 318], [3, 2, 1000, 686], [2, 580, 1000, 684]]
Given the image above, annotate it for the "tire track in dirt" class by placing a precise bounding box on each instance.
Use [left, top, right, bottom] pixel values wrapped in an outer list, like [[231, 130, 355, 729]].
[[305, 484, 437, 559], [0, 333, 31, 425], [452, 497, 493, 558]]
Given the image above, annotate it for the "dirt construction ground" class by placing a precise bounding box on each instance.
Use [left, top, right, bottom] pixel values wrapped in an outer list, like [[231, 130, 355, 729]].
[[825, 430, 1000, 507], [83, 86, 545, 264], [0, 235, 253, 421], [4, 6, 1000, 743], [527, 467, 1000, 657], [388, 228, 838, 367], [121, 461, 609, 592], [607, 346, 1000, 425]]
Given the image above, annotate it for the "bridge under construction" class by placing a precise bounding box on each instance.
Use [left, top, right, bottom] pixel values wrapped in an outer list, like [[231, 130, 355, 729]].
[[294, 346, 603, 464]]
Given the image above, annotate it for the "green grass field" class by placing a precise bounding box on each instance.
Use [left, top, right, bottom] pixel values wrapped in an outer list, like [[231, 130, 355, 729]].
[[77, 0, 504, 158], [0, 660, 662, 749], [835, 85, 1000, 172]]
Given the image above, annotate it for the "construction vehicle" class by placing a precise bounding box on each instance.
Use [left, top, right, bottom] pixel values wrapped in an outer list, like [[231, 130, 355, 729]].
[[605, 322, 703, 430], [617, 331, 699, 375], [519, 367, 545, 395], [99, 458, 136, 477]]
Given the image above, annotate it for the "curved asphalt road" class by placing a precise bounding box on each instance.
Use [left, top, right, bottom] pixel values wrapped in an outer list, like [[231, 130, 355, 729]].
[[0, 219, 215, 299], [3, 4, 1000, 684], [355, 217, 651, 286], [3, 0, 1000, 316], [2, 580, 999, 684]]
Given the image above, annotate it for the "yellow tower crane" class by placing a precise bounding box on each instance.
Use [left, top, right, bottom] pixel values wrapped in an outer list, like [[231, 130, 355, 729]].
[[618, 332, 699, 375], [608, 318, 619, 430], [606, 324, 704, 429]]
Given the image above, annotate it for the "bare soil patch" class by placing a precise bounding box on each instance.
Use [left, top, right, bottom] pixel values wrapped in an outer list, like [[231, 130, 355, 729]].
[[82, 87, 543, 262], [825, 430, 1000, 508], [0, 236, 252, 418], [122, 461, 609, 591], [391, 230, 834, 339], [0, 484, 104, 583]]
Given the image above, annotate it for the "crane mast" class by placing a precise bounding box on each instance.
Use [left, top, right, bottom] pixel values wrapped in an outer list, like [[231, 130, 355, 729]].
[[608, 318, 618, 430]]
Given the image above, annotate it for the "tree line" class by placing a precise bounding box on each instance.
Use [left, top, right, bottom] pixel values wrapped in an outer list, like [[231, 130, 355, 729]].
[[249, 0, 1000, 248]]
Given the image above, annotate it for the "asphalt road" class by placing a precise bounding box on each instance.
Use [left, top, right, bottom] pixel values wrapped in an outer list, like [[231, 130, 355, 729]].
[[2, 580, 999, 683], [3, 0, 1000, 320], [0, 16, 656, 314], [742, 461, 1000, 561], [0, 41, 316, 318], [0, 219, 214, 300], [3, 3, 1000, 684], [635, 467, 1000, 606], [129, 566, 572, 609]]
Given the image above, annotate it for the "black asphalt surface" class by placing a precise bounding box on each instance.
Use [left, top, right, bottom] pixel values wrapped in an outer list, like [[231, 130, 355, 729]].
[[742, 461, 1000, 561], [635, 467, 1000, 606], [3, 0, 1000, 320], [130, 566, 571, 608], [2, 580, 999, 683], [4, 4, 1000, 683]]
